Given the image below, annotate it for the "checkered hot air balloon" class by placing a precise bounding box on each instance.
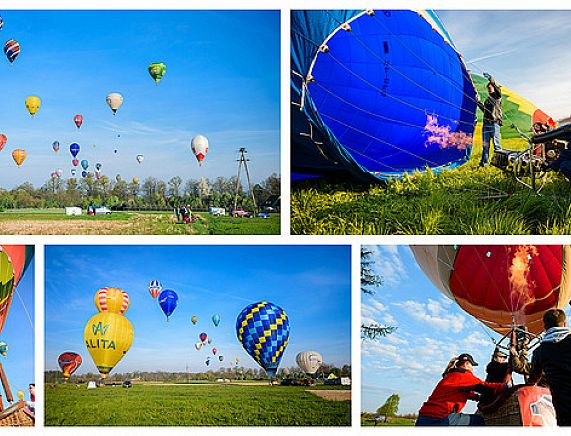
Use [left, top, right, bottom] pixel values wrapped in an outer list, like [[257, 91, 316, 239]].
[[148, 279, 161, 299], [235, 301, 290, 377]]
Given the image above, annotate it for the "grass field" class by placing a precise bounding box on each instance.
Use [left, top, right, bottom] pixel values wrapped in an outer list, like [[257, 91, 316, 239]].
[[0, 210, 280, 235], [45, 383, 351, 426], [361, 415, 415, 426], [292, 132, 571, 235]]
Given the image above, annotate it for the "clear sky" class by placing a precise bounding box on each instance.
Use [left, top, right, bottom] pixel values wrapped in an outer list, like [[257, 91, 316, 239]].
[[361, 245, 571, 415], [437, 10, 571, 120], [0, 248, 34, 406], [0, 10, 280, 188], [45, 245, 351, 376]]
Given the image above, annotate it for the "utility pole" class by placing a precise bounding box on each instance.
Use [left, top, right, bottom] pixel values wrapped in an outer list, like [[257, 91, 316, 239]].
[[233, 148, 257, 214]]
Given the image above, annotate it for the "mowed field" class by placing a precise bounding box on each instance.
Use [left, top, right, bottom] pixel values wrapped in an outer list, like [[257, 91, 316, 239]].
[[45, 383, 351, 426], [0, 210, 280, 235]]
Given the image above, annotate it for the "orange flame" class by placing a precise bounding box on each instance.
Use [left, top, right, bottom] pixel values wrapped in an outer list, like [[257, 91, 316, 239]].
[[508, 245, 538, 325], [423, 115, 473, 150]]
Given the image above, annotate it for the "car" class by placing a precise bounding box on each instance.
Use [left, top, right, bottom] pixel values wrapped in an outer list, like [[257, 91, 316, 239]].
[[94, 206, 112, 215], [232, 209, 252, 218]]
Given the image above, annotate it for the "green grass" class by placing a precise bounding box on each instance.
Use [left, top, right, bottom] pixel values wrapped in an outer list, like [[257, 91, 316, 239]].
[[45, 383, 350, 426], [292, 134, 571, 235], [0, 210, 280, 235], [361, 416, 415, 426]]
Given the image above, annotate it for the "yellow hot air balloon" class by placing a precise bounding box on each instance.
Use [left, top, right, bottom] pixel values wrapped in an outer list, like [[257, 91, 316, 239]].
[[94, 287, 130, 314], [12, 149, 26, 167], [132, 177, 139, 184], [84, 311, 134, 379], [17, 391, 25, 401], [25, 96, 41, 116]]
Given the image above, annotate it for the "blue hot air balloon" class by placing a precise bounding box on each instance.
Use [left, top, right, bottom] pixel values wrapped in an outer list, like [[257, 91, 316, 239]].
[[291, 10, 477, 182], [236, 301, 290, 377], [71, 169, 76, 176], [81, 171, 87, 178], [158, 289, 178, 321], [70, 143, 80, 158], [212, 314, 221, 327], [80, 160, 89, 170]]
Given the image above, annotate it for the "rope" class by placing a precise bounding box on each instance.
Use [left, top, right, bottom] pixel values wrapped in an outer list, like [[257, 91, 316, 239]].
[[14, 289, 34, 332]]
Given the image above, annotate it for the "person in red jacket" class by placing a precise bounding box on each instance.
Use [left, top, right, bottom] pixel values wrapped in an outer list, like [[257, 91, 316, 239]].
[[416, 353, 508, 426]]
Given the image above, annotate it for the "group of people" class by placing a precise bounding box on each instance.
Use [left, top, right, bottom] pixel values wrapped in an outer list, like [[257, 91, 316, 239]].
[[174, 205, 195, 224], [416, 308, 571, 426]]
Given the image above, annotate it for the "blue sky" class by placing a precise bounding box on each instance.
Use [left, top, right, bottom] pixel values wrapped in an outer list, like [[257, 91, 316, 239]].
[[0, 248, 34, 407], [437, 10, 571, 120], [0, 10, 280, 188], [45, 245, 351, 376], [361, 245, 571, 415]]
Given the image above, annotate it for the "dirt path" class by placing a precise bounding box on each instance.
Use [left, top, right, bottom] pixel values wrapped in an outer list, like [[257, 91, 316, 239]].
[[0, 220, 137, 235], [306, 390, 351, 401]]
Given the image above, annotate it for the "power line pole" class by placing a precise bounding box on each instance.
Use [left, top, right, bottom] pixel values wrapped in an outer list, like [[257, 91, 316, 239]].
[[233, 148, 257, 214]]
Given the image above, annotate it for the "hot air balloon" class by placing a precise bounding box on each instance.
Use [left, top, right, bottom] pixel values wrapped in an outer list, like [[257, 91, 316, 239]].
[[136, 154, 144, 164], [236, 301, 290, 377], [291, 10, 477, 182], [236, 357, 240, 364], [56, 168, 63, 178], [70, 143, 80, 158], [230, 361, 234, 366], [95, 163, 102, 171], [52, 141, 60, 153], [0, 245, 34, 335], [212, 348, 217, 355], [0, 15, 3, 31], [115, 175, 122, 182], [219, 355, 224, 362], [73, 114, 83, 129], [212, 314, 221, 327], [0, 342, 7, 357], [206, 358, 210, 366], [81, 160, 89, 170], [207, 338, 212, 344], [106, 93, 123, 115], [191, 315, 198, 325], [71, 169, 77, 176], [25, 96, 41, 116], [195, 342, 202, 351], [94, 287, 130, 315], [296, 351, 323, 374], [95, 172, 102, 180], [4, 39, 20, 63], [190, 135, 209, 166], [132, 177, 139, 184], [84, 310, 134, 379], [410, 245, 571, 335], [0, 134, 7, 151], [158, 289, 178, 321], [72, 159, 79, 167], [81, 171, 87, 178], [50, 172, 56, 179], [148, 280, 161, 299], [199, 332, 207, 343], [17, 391, 24, 401], [58, 352, 82, 381], [148, 62, 167, 85], [12, 149, 26, 167]]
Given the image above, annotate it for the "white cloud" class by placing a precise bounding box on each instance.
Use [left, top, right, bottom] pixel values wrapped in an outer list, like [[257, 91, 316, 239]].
[[395, 298, 467, 333], [365, 245, 408, 287]]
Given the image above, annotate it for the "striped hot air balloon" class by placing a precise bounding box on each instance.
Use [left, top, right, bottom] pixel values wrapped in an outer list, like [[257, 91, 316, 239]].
[[0, 134, 7, 151], [94, 287, 130, 315], [148, 280, 162, 299], [4, 39, 20, 63], [12, 149, 26, 167], [58, 352, 82, 381]]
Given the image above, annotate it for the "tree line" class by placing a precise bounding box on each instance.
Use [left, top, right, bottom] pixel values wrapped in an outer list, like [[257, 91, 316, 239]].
[[0, 173, 280, 212]]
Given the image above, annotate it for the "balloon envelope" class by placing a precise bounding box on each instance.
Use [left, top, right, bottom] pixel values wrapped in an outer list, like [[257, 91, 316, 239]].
[[106, 93, 123, 114], [212, 314, 221, 327], [25, 96, 41, 116], [84, 311, 134, 378], [148, 62, 167, 84], [4, 39, 20, 63], [296, 351, 323, 374], [0, 245, 33, 335], [52, 141, 60, 152], [12, 149, 26, 167], [94, 287, 130, 315], [136, 155, 144, 164], [0, 134, 6, 151], [158, 289, 178, 320], [411, 245, 571, 335], [236, 301, 290, 376], [291, 10, 477, 182], [148, 280, 162, 299], [58, 352, 82, 380], [73, 114, 83, 129], [81, 160, 89, 170], [191, 135, 209, 165], [199, 333, 207, 343], [70, 143, 80, 158], [191, 315, 198, 325]]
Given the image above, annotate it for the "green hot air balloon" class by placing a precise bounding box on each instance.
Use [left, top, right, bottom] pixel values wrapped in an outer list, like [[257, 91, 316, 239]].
[[148, 62, 167, 85]]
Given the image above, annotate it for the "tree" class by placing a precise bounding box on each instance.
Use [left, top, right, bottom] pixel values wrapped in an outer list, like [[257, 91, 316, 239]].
[[361, 246, 396, 340], [377, 394, 400, 423], [168, 176, 183, 197]]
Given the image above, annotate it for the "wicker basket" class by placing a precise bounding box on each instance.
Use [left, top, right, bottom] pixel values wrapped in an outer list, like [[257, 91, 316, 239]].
[[0, 401, 34, 427], [478, 389, 522, 426]]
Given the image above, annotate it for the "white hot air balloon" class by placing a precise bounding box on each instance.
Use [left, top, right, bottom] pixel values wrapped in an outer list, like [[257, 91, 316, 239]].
[[106, 93, 124, 115], [190, 135, 209, 166], [136, 154, 144, 164], [296, 351, 323, 375], [195, 342, 203, 351], [56, 168, 63, 178]]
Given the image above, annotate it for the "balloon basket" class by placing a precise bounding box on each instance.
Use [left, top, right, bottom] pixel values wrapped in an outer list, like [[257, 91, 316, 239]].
[[0, 401, 34, 427]]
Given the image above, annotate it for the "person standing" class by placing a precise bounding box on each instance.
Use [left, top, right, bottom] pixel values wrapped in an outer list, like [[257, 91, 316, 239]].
[[416, 353, 508, 426], [476, 74, 503, 167], [528, 309, 571, 426]]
